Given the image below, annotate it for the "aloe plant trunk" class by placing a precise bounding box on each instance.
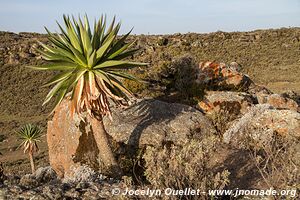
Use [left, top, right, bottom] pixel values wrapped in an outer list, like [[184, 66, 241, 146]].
[[28, 152, 35, 174], [89, 116, 122, 177]]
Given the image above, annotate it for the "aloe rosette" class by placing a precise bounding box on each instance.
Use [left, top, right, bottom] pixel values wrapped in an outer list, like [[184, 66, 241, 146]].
[[29, 15, 147, 119]]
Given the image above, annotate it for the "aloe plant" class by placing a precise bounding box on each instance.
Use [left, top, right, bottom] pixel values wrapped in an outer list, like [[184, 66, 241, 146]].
[[28, 15, 146, 176], [17, 124, 42, 173]]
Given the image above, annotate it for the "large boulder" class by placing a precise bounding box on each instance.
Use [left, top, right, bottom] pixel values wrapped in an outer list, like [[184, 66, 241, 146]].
[[104, 99, 216, 147], [47, 99, 216, 178], [47, 100, 99, 178], [223, 104, 300, 148]]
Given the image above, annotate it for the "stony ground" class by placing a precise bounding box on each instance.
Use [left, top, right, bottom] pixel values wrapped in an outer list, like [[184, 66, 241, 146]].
[[0, 166, 135, 200]]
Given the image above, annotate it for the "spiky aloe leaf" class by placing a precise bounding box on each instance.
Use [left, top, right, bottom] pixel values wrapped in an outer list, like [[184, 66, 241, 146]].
[[27, 15, 148, 118]]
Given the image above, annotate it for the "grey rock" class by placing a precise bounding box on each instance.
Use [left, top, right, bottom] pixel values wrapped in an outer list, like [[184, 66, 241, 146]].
[[247, 83, 272, 96], [34, 166, 57, 183], [104, 99, 216, 147], [224, 104, 300, 148], [63, 165, 99, 184], [18, 167, 57, 189]]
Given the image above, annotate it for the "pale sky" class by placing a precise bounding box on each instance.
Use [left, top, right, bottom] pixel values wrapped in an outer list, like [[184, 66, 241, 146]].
[[0, 0, 299, 34]]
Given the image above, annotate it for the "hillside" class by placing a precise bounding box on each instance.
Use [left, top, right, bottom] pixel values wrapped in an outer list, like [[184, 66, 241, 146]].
[[0, 27, 300, 174]]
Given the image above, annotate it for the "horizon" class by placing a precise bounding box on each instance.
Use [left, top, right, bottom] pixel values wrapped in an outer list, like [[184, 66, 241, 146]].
[[2, 26, 300, 36], [0, 0, 300, 34]]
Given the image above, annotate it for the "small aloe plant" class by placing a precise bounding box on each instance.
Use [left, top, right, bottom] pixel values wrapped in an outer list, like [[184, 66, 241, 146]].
[[16, 124, 42, 173]]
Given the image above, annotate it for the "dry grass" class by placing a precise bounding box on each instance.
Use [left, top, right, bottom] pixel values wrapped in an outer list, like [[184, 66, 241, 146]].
[[143, 139, 230, 200], [207, 105, 241, 135], [243, 127, 300, 199]]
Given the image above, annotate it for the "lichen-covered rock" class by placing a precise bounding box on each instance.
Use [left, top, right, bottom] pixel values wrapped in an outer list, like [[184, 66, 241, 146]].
[[47, 100, 99, 178], [224, 104, 300, 148], [62, 165, 104, 184], [197, 61, 253, 90], [257, 93, 299, 112], [47, 98, 216, 178], [198, 91, 254, 115], [104, 99, 216, 147]]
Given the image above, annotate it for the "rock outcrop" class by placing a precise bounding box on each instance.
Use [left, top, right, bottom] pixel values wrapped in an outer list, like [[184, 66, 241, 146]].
[[223, 104, 300, 148], [197, 61, 253, 90], [196, 61, 272, 95], [47, 98, 216, 178]]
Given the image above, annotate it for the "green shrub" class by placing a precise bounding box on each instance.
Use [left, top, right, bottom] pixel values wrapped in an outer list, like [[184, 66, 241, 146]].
[[160, 55, 205, 102]]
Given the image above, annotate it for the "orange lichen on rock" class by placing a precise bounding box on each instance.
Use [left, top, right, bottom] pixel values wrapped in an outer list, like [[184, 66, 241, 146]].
[[197, 61, 252, 90]]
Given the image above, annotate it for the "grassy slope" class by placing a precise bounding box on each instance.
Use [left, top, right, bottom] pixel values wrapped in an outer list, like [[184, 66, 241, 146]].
[[0, 28, 299, 174]]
